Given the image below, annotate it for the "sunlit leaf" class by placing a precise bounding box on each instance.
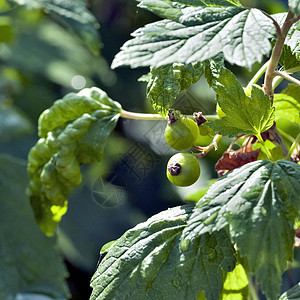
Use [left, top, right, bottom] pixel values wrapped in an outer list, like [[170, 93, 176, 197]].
[[182, 160, 300, 300], [27, 88, 121, 236], [90, 205, 236, 300], [206, 60, 274, 137], [112, 6, 275, 69]]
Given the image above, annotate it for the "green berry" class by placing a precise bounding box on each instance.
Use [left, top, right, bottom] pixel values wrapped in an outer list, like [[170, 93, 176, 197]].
[[165, 116, 199, 151], [166, 153, 200, 187], [199, 125, 212, 136]]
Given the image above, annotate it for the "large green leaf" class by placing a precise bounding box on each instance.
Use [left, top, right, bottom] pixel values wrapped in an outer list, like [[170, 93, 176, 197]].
[[0, 154, 69, 299], [182, 160, 300, 300], [28, 88, 121, 236], [206, 60, 274, 137], [146, 62, 205, 116], [7, 0, 100, 53], [289, 0, 300, 17], [112, 6, 275, 69], [274, 84, 300, 124], [90, 205, 236, 300]]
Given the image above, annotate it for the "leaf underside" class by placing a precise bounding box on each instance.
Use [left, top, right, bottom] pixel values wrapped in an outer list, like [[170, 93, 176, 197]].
[[146, 62, 205, 116]]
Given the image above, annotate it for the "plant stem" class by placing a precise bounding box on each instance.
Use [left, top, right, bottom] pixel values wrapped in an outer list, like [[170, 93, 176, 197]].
[[194, 134, 222, 157], [263, 10, 296, 99], [262, 10, 298, 158], [120, 109, 166, 120], [257, 134, 274, 161], [120, 109, 219, 121], [272, 75, 284, 90], [285, 132, 300, 160], [274, 71, 300, 86], [248, 277, 259, 300], [246, 60, 269, 89], [277, 128, 296, 143]]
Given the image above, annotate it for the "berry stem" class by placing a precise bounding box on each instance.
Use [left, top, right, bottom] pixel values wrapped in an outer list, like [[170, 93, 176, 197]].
[[274, 71, 300, 86], [194, 134, 222, 157], [246, 60, 269, 89], [120, 109, 166, 120], [256, 134, 274, 161], [120, 109, 218, 121], [285, 132, 300, 160]]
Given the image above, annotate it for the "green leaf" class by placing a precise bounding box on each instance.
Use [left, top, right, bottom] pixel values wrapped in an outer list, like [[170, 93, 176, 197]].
[[39, 87, 121, 138], [170, 0, 241, 6], [182, 160, 300, 300], [90, 205, 236, 300], [100, 240, 117, 255], [289, 0, 300, 17], [279, 44, 300, 71], [7, 0, 101, 53], [136, 0, 241, 20], [280, 282, 300, 300], [0, 154, 69, 299], [274, 84, 300, 124], [28, 88, 121, 236], [205, 60, 274, 137], [274, 13, 300, 66], [137, 0, 185, 20], [112, 7, 275, 69], [146, 62, 205, 116], [285, 21, 300, 65], [221, 264, 249, 300]]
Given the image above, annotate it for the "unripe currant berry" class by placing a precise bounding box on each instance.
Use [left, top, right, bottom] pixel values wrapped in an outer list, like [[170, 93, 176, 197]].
[[166, 153, 200, 187], [164, 110, 199, 151]]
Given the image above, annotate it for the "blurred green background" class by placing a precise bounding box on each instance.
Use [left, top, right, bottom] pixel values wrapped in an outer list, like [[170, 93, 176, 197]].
[[0, 0, 297, 299]]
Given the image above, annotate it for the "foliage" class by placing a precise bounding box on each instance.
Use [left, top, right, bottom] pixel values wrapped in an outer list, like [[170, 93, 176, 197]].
[[1, 0, 300, 299], [27, 88, 121, 236], [0, 154, 69, 299]]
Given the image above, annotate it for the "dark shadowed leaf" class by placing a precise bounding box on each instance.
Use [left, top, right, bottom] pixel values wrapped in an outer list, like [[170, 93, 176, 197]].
[[0, 154, 69, 299], [7, 0, 101, 53]]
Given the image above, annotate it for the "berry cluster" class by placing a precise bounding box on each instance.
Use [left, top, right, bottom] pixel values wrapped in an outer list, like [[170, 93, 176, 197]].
[[164, 110, 205, 187]]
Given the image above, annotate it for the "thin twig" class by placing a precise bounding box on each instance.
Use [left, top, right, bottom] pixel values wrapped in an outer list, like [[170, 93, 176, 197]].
[[193, 134, 222, 157], [274, 71, 300, 86]]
